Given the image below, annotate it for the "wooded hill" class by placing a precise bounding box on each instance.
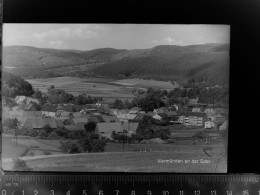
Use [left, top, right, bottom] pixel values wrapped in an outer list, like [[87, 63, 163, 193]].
[[3, 43, 229, 86]]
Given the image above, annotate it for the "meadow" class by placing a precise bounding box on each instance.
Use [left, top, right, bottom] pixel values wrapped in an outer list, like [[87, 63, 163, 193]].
[[26, 77, 179, 103], [2, 134, 227, 173]]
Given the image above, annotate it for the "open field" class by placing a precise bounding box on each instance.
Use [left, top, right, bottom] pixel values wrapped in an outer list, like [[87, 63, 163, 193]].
[[111, 78, 179, 90], [3, 149, 227, 172], [2, 134, 227, 172], [26, 77, 136, 103], [26, 77, 180, 103]]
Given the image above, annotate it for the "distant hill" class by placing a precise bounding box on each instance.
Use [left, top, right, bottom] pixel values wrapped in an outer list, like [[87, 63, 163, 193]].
[[3, 43, 229, 85], [92, 44, 230, 85]]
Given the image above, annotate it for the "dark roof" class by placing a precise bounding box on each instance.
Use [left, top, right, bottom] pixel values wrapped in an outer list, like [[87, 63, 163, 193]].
[[41, 104, 57, 112], [88, 117, 99, 123], [185, 112, 206, 117], [95, 115, 105, 122]]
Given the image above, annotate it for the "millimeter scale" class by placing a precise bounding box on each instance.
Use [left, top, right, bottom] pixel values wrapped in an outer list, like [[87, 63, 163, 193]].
[[0, 174, 259, 195]]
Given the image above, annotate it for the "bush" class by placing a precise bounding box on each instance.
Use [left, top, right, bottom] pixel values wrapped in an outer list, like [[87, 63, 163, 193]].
[[54, 128, 68, 137], [38, 130, 48, 138], [78, 133, 107, 153], [48, 132, 59, 139], [12, 158, 31, 171], [28, 130, 38, 137], [60, 141, 81, 154]]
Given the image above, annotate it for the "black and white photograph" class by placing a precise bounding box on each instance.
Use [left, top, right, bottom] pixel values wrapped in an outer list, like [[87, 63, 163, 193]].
[[1, 24, 229, 172]]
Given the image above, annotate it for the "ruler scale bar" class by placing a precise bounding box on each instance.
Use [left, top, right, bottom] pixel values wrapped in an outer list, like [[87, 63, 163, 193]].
[[1, 174, 259, 194]]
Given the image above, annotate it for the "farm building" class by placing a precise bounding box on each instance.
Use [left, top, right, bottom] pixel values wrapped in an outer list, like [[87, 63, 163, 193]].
[[129, 107, 141, 114], [112, 109, 130, 116], [22, 118, 62, 130], [121, 122, 140, 135], [153, 113, 168, 121], [101, 115, 119, 123], [117, 113, 137, 122], [41, 104, 57, 117], [72, 118, 89, 126], [95, 122, 123, 139], [204, 121, 215, 129]]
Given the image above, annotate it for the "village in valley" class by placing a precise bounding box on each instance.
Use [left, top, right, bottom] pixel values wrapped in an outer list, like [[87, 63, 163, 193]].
[[1, 24, 230, 172], [2, 78, 228, 172]]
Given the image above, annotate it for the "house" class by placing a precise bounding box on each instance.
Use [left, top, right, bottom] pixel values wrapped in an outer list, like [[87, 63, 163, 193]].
[[214, 114, 227, 125], [192, 107, 202, 113], [153, 113, 168, 121], [117, 113, 137, 122], [22, 118, 60, 130], [178, 115, 185, 124], [121, 122, 140, 135], [204, 108, 215, 114], [112, 109, 130, 116], [129, 107, 141, 114], [95, 122, 123, 139], [204, 121, 215, 129], [153, 107, 167, 115], [219, 120, 228, 130], [189, 98, 199, 104], [41, 104, 57, 117], [100, 115, 119, 123], [15, 96, 27, 105], [184, 113, 205, 126], [88, 117, 100, 123], [56, 105, 65, 112], [19, 103, 39, 111]]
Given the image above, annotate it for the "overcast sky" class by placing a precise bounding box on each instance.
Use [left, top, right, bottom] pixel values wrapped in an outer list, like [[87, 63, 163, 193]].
[[3, 24, 230, 50]]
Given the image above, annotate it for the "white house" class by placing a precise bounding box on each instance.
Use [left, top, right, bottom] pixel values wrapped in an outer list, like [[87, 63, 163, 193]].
[[178, 115, 185, 124], [204, 121, 215, 129]]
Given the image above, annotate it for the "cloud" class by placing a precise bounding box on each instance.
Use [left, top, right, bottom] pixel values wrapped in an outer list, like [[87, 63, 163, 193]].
[[151, 37, 177, 45], [31, 26, 99, 43]]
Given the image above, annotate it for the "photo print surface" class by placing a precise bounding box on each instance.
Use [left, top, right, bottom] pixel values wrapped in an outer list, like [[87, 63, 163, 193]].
[[1, 24, 229, 172]]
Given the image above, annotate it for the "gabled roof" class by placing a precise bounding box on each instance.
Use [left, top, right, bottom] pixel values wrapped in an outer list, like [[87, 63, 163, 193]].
[[96, 122, 123, 133], [57, 104, 64, 110], [101, 115, 119, 123], [23, 118, 58, 129], [121, 122, 139, 133], [117, 113, 137, 120], [73, 118, 89, 124], [88, 117, 100, 123], [62, 119, 76, 126], [60, 111, 71, 117], [95, 115, 105, 122], [73, 112, 85, 118], [41, 104, 57, 112]]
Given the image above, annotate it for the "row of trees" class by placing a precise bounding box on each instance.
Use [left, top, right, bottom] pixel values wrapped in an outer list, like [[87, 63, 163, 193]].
[[33, 85, 103, 105]]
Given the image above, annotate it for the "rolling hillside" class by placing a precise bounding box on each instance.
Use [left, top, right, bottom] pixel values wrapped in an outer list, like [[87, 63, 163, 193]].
[[3, 43, 229, 85]]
